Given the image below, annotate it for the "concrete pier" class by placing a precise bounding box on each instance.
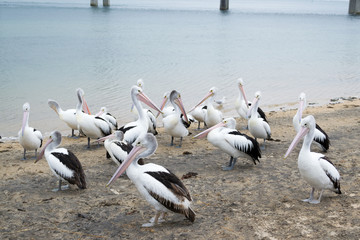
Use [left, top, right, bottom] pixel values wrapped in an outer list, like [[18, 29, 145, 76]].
[[90, 0, 98, 7], [103, 0, 110, 7], [220, 0, 229, 10], [349, 0, 360, 14]]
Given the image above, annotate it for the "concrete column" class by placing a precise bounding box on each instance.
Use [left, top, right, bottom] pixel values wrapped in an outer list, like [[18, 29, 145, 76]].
[[90, 0, 98, 7], [103, 0, 110, 7], [220, 0, 229, 10], [349, 0, 360, 14]]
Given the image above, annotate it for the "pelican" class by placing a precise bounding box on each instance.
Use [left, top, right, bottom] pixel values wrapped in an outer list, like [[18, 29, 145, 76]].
[[191, 105, 207, 130], [293, 92, 330, 152], [285, 115, 341, 204], [235, 78, 267, 126], [107, 133, 195, 227], [18, 102, 43, 160], [156, 91, 172, 118], [247, 91, 271, 150], [95, 107, 118, 131], [76, 88, 112, 148], [193, 118, 261, 170], [48, 99, 78, 137], [189, 87, 222, 128], [35, 131, 86, 191], [162, 90, 190, 147], [119, 86, 162, 145]]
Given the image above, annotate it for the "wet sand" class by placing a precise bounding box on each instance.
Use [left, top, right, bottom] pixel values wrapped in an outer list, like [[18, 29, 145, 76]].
[[1, 98, 360, 239]]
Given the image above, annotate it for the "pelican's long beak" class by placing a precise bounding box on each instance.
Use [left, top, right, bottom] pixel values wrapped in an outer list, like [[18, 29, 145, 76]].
[[188, 91, 214, 113], [97, 133, 115, 142], [284, 126, 309, 158], [82, 96, 91, 115], [193, 121, 226, 139], [246, 97, 258, 118], [239, 85, 249, 107], [35, 138, 53, 163], [21, 111, 29, 137], [156, 96, 169, 118], [137, 92, 163, 114], [174, 97, 189, 124], [107, 145, 146, 186]]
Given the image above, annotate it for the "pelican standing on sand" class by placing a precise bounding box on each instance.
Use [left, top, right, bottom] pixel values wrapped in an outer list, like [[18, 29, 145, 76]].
[[35, 131, 86, 191], [285, 115, 341, 204], [190, 105, 207, 130], [118, 86, 162, 144], [107, 133, 195, 227], [194, 118, 261, 170], [293, 92, 330, 152], [190, 87, 222, 128], [48, 100, 78, 137], [247, 91, 271, 150], [18, 102, 43, 160], [76, 88, 112, 148], [162, 90, 190, 147]]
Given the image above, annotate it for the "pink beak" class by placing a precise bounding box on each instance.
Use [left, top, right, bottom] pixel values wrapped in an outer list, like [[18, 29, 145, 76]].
[[193, 121, 226, 139], [35, 137, 53, 163], [188, 91, 213, 113], [284, 126, 309, 158]]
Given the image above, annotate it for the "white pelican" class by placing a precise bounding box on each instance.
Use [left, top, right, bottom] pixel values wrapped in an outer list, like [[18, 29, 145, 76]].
[[285, 115, 341, 204], [95, 107, 118, 131], [247, 91, 271, 150], [162, 90, 190, 147], [293, 92, 330, 152], [119, 86, 162, 145], [76, 88, 112, 148], [189, 87, 223, 128], [18, 102, 43, 160], [48, 99, 78, 137], [193, 118, 261, 170], [35, 131, 86, 191], [235, 78, 267, 127], [191, 105, 207, 130], [107, 133, 195, 227]]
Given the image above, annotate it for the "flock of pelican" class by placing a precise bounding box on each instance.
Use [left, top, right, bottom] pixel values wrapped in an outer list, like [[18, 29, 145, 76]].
[[18, 78, 341, 227]]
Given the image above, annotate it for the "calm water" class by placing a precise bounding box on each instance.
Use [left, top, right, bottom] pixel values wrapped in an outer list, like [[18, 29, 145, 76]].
[[1, 0, 359, 138]]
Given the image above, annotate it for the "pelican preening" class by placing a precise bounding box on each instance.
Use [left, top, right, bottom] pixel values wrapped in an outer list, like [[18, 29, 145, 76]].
[[18, 102, 43, 160], [107, 133, 195, 227], [118, 86, 162, 145], [48, 100, 78, 137], [35, 131, 86, 191], [247, 91, 271, 150], [194, 118, 261, 170], [76, 88, 112, 148], [189, 87, 223, 128], [162, 90, 190, 147], [293, 92, 330, 152], [285, 115, 341, 204], [95, 107, 118, 131]]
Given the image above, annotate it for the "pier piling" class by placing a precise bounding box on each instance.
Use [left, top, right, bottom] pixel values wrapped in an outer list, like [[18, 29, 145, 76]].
[[220, 0, 229, 10], [349, 0, 360, 14], [90, 0, 98, 7], [103, 0, 110, 7]]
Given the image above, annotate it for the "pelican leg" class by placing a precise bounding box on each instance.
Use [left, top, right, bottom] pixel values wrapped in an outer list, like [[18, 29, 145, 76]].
[[170, 137, 174, 146], [197, 121, 201, 130], [309, 189, 323, 204], [142, 211, 161, 227], [177, 137, 183, 148], [87, 137, 91, 149], [34, 149, 38, 159], [22, 149, 27, 160], [52, 179, 69, 192], [150, 212, 166, 223], [222, 157, 236, 171], [260, 139, 266, 150], [302, 188, 315, 203]]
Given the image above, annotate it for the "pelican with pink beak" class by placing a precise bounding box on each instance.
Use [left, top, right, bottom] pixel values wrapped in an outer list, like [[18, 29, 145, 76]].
[[162, 90, 190, 147], [285, 115, 341, 204], [189, 87, 222, 128], [193, 118, 261, 170], [76, 88, 112, 148], [18, 102, 43, 160], [293, 92, 330, 152], [118, 86, 163, 145], [35, 130, 86, 192], [107, 133, 195, 227], [95, 107, 118, 131]]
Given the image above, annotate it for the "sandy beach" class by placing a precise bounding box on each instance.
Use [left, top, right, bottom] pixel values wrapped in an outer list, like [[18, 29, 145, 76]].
[[1, 98, 359, 239]]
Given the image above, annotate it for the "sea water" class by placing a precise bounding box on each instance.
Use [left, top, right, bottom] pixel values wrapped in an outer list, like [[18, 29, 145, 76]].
[[0, 0, 359, 138]]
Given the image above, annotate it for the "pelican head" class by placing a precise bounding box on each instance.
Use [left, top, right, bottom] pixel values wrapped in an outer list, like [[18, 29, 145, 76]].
[[246, 91, 262, 118], [156, 91, 170, 118], [137, 79, 144, 89], [107, 133, 157, 186], [76, 88, 91, 114], [285, 115, 316, 158], [131, 85, 163, 114], [237, 78, 248, 105], [35, 130, 62, 163], [193, 117, 235, 139], [189, 87, 217, 112], [21, 102, 31, 136], [170, 90, 189, 124], [295, 92, 307, 124]]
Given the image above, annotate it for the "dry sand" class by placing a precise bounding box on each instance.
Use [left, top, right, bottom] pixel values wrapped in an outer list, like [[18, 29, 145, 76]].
[[1, 98, 360, 239]]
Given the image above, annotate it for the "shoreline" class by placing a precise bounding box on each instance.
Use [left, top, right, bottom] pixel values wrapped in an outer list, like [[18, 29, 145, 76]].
[[1, 98, 360, 238]]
